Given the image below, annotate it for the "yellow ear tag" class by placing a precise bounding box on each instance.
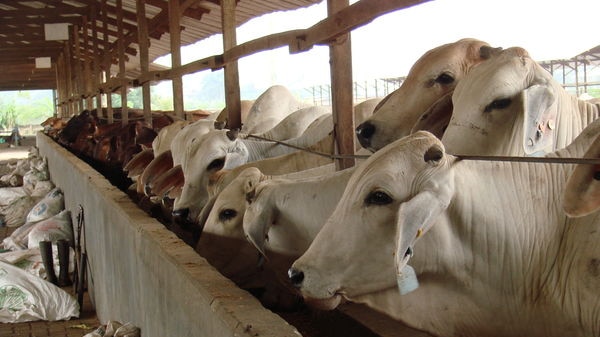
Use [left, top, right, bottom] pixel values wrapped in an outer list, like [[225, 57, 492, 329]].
[[416, 228, 423, 238]]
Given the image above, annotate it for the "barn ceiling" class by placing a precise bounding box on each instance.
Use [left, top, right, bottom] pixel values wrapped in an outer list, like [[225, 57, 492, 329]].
[[0, 0, 322, 91]]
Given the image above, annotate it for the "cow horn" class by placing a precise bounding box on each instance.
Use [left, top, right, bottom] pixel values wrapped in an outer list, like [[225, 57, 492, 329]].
[[226, 129, 239, 141], [479, 45, 503, 59]]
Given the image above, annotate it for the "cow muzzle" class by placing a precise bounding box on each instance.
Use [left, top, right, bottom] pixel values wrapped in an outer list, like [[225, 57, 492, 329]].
[[172, 208, 194, 229]]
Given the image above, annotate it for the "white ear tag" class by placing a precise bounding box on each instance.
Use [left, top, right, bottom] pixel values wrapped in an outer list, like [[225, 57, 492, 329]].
[[397, 264, 419, 295]]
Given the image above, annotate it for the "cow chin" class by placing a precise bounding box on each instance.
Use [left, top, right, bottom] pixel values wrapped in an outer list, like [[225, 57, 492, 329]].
[[303, 294, 343, 311]]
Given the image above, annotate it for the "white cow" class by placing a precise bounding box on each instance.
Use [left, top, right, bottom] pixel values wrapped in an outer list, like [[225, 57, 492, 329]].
[[356, 38, 494, 151], [174, 124, 334, 221], [440, 46, 600, 156], [563, 134, 600, 217], [240, 85, 310, 134], [291, 128, 600, 337], [176, 98, 383, 223], [253, 105, 331, 141]]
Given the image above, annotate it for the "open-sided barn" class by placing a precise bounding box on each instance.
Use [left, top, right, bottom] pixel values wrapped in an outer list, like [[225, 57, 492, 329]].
[[2, 1, 600, 337]]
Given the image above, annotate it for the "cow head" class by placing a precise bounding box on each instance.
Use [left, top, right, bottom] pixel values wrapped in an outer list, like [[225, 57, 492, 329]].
[[173, 129, 249, 224], [195, 167, 267, 280], [442, 47, 559, 156], [289, 132, 454, 310], [356, 38, 494, 152]]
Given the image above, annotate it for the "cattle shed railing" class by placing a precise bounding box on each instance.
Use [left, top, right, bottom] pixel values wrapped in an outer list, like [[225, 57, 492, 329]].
[[35, 132, 301, 337]]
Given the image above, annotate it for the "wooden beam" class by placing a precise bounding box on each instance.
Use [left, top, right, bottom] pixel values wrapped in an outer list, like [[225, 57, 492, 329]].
[[328, 0, 355, 170], [137, 0, 152, 125], [1, 16, 83, 25], [222, 0, 241, 130], [169, 0, 184, 119], [83, 16, 93, 107], [0, 6, 88, 17], [117, 0, 128, 125], [291, 0, 432, 53], [102, 0, 113, 123]]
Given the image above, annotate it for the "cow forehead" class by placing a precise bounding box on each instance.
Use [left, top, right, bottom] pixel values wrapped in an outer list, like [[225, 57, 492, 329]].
[[349, 133, 443, 190], [181, 130, 232, 168]]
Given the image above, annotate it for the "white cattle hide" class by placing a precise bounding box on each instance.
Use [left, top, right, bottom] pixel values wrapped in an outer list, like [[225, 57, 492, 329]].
[[254, 106, 331, 141], [177, 98, 381, 222], [292, 127, 600, 337], [240, 85, 310, 134], [175, 125, 331, 220], [563, 134, 600, 217], [152, 120, 192, 156], [441, 46, 600, 156], [356, 38, 493, 151]]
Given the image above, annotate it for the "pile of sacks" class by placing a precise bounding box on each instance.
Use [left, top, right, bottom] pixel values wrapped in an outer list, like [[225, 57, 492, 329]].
[[0, 147, 79, 323], [0, 147, 55, 228]]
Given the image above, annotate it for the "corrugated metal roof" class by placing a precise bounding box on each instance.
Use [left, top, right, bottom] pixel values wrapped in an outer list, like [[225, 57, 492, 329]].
[[0, 0, 323, 91]]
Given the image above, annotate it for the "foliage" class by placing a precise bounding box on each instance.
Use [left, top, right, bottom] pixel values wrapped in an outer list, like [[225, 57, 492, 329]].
[[0, 90, 54, 129]]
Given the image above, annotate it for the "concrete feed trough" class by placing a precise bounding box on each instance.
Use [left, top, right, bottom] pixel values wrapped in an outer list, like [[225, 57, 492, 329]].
[[36, 132, 301, 337]]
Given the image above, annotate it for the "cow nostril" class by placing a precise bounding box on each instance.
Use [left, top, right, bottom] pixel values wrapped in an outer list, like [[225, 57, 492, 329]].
[[172, 208, 190, 220], [356, 122, 376, 140], [288, 268, 305, 288]]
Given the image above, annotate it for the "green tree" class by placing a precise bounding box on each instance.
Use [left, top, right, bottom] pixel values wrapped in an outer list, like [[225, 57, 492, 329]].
[[0, 99, 18, 130]]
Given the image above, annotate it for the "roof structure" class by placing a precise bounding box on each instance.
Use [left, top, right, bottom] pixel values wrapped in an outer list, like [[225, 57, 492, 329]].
[[0, 0, 322, 91], [538, 44, 600, 95]]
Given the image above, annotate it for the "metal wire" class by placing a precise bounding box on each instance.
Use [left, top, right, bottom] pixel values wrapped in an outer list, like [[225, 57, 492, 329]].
[[245, 134, 600, 165]]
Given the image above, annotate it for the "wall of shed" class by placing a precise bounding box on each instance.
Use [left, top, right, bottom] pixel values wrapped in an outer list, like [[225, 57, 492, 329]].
[[35, 132, 301, 337]]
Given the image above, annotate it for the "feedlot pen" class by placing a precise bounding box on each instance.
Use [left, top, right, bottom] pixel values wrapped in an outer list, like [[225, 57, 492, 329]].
[[35, 132, 431, 337]]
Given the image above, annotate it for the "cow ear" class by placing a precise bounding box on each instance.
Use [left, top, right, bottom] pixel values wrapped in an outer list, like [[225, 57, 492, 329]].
[[394, 190, 448, 278], [563, 134, 600, 217], [424, 144, 444, 165], [196, 194, 218, 235], [243, 187, 276, 259], [411, 91, 453, 138], [522, 84, 557, 156]]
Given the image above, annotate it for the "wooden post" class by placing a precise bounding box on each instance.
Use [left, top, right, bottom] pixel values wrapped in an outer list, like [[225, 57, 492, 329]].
[[102, 0, 113, 123], [328, 0, 355, 170], [55, 54, 64, 117], [64, 31, 74, 116], [117, 0, 128, 125], [73, 25, 84, 113], [221, 0, 242, 130], [83, 15, 93, 109], [91, 5, 103, 117], [137, 0, 152, 126], [169, 0, 184, 120]]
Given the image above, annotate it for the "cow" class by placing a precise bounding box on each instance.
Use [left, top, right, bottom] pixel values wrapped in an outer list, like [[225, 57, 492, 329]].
[[290, 126, 600, 337], [356, 38, 494, 151]]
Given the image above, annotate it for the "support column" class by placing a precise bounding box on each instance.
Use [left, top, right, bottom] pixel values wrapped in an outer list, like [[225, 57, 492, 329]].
[[169, 0, 184, 120], [117, 0, 128, 125], [137, 0, 152, 126], [328, 0, 355, 170], [221, 0, 241, 130]]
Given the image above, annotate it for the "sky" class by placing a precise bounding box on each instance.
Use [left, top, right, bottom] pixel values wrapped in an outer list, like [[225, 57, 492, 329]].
[[154, 0, 600, 105]]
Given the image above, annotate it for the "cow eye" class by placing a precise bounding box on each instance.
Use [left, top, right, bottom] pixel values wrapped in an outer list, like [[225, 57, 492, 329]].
[[219, 209, 237, 221], [435, 73, 454, 85], [365, 190, 393, 205], [206, 157, 225, 171], [484, 98, 512, 113]]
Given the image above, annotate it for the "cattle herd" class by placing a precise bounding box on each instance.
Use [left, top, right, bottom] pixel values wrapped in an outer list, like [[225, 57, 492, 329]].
[[42, 38, 600, 337]]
